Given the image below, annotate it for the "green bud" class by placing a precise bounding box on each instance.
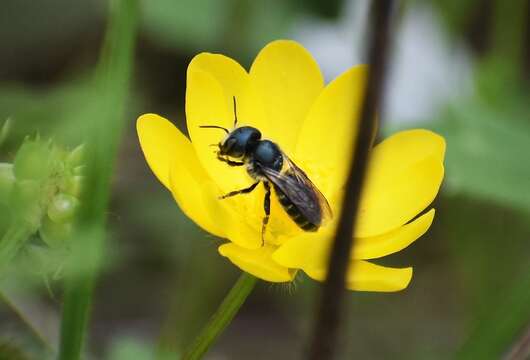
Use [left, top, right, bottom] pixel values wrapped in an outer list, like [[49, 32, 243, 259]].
[[9, 180, 42, 227], [39, 217, 72, 248], [47, 193, 79, 223], [0, 118, 12, 146], [0, 163, 15, 205], [66, 144, 85, 169], [61, 175, 84, 198], [13, 137, 54, 181]]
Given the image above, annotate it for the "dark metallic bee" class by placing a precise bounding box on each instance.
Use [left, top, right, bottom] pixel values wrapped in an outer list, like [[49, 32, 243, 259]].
[[201, 97, 332, 245]]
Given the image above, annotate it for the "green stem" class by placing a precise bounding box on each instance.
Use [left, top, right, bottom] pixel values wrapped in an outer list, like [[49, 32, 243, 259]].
[[182, 272, 258, 360], [57, 0, 138, 359]]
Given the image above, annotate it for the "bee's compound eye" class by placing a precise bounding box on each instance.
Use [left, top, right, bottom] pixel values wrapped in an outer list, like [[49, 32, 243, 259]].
[[220, 137, 237, 155]]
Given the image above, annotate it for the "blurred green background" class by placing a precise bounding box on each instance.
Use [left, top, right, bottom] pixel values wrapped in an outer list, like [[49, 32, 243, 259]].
[[0, 0, 529, 359]]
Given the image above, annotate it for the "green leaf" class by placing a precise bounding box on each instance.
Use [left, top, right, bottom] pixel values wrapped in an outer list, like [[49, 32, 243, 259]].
[[457, 270, 530, 360], [141, 0, 228, 50]]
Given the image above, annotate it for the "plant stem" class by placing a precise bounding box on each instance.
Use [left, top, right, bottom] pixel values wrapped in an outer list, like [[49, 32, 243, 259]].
[[57, 0, 138, 359], [307, 1, 395, 359], [182, 272, 258, 360], [505, 325, 530, 360]]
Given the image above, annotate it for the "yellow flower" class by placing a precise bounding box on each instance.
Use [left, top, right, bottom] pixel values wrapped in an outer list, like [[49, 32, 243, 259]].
[[137, 40, 445, 292]]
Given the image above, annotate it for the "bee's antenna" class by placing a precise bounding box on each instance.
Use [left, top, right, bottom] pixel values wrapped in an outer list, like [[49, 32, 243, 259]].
[[232, 96, 238, 127], [199, 125, 229, 134]]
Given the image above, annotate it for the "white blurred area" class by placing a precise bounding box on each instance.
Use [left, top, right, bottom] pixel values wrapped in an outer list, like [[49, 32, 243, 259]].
[[291, 0, 474, 124]]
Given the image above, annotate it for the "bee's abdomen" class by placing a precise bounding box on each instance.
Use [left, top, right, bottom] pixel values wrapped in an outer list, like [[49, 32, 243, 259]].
[[275, 188, 318, 232]]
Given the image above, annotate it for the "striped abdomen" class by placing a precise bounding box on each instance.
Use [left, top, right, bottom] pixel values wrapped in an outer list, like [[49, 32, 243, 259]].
[[274, 186, 319, 231]]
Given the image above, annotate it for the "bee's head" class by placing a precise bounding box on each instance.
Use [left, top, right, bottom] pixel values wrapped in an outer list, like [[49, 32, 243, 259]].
[[219, 126, 261, 158]]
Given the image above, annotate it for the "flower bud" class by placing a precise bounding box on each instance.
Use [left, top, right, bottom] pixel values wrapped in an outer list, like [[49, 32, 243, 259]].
[[0, 163, 15, 205], [61, 175, 84, 198], [39, 217, 72, 248], [47, 193, 79, 223], [13, 137, 54, 182]]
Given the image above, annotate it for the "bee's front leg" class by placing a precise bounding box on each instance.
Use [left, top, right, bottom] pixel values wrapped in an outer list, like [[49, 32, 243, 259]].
[[217, 154, 244, 167]]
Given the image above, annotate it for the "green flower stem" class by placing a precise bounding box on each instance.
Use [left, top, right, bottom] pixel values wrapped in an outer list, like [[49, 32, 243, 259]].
[[183, 272, 258, 360], [57, 0, 138, 359]]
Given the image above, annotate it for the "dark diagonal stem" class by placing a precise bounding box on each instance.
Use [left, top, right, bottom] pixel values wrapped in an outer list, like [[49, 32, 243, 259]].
[[307, 1, 396, 359], [504, 325, 530, 360]]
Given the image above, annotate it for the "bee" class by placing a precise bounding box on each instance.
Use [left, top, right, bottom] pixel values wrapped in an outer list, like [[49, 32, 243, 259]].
[[201, 97, 332, 245]]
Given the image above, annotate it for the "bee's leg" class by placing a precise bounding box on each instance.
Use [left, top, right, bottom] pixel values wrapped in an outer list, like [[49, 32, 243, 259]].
[[219, 181, 259, 199], [261, 182, 271, 246], [217, 154, 244, 167]]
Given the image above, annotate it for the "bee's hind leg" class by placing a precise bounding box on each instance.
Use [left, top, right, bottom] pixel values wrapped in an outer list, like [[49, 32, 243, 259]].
[[220, 181, 259, 199], [261, 182, 271, 246]]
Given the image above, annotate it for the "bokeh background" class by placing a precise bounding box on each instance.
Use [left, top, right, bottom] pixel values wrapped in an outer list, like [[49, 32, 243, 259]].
[[0, 0, 529, 359]]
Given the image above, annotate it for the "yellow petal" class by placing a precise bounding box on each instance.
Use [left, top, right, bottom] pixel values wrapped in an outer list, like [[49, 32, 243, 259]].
[[186, 52, 267, 135], [272, 230, 332, 270], [218, 243, 295, 282], [169, 151, 263, 248], [305, 260, 413, 292], [357, 130, 446, 237], [353, 209, 435, 260], [186, 68, 270, 243], [250, 40, 324, 154], [186, 52, 272, 191], [294, 65, 368, 199], [162, 120, 261, 248], [186, 68, 251, 193], [137, 113, 181, 190], [367, 129, 445, 175], [273, 208, 435, 269], [222, 197, 266, 249], [137, 114, 226, 237]]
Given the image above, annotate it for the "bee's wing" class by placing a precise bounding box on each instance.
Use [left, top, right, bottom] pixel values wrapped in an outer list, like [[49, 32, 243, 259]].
[[283, 156, 333, 223], [259, 156, 333, 226]]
